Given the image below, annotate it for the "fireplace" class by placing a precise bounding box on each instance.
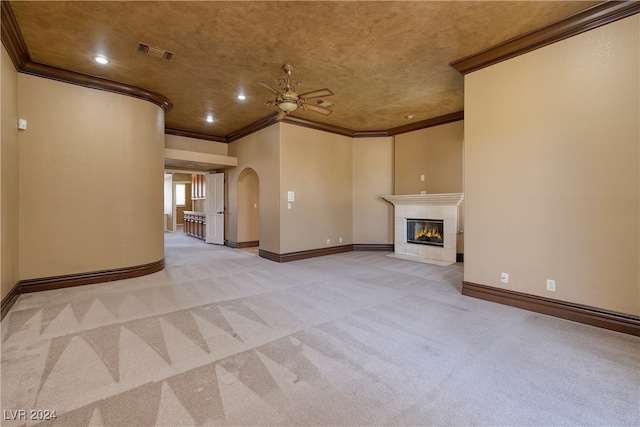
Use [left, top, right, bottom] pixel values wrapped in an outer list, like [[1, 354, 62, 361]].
[[383, 193, 463, 266], [407, 219, 444, 246]]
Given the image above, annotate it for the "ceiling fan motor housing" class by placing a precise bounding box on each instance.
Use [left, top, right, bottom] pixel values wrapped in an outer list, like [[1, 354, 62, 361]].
[[278, 91, 299, 112]]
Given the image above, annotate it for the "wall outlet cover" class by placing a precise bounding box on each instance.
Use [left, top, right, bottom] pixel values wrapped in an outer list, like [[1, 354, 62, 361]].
[[546, 279, 556, 291]]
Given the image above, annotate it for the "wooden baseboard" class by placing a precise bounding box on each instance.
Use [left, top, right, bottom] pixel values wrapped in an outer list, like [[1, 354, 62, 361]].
[[1, 259, 165, 319], [259, 245, 353, 262], [225, 240, 259, 249], [18, 259, 165, 294], [1, 282, 22, 320], [462, 281, 640, 337], [353, 244, 394, 251]]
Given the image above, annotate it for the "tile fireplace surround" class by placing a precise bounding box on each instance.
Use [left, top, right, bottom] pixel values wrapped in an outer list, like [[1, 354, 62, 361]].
[[383, 193, 464, 266]]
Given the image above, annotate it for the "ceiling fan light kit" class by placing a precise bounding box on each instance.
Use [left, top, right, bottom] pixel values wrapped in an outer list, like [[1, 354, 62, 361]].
[[257, 65, 334, 120]]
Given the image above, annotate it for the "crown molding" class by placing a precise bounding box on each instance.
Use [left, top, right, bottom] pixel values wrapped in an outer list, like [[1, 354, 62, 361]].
[[387, 111, 464, 136], [21, 61, 173, 112], [1, 1, 173, 112], [282, 115, 355, 138], [5, 1, 637, 142], [451, 1, 640, 75], [353, 130, 390, 138], [5, 0, 461, 143], [226, 112, 279, 143], [165, 127, 226, 143], [1, 0, 29, 70]]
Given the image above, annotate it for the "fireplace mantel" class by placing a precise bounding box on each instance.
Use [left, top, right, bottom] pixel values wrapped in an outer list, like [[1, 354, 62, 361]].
[[383, 193, 464, 206], [383, 193, 463, 266]]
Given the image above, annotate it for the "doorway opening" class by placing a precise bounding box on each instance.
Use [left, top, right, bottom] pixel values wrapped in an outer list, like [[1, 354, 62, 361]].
[[236, 168, 260, 248]]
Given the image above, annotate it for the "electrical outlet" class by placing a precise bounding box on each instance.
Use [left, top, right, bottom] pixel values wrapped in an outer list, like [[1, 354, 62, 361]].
[[546, 279, 556, 291], [501, 272, 509, 284], [326, 239, 330, 245], [339, 237, 342, 243]]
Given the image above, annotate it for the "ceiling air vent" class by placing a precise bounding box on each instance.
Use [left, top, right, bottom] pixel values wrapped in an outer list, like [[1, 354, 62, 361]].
[[136, 42, 175, 61]]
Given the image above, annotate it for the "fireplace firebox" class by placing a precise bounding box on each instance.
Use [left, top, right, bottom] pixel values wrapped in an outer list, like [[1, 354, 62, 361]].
[[407, 219, 444, 246]]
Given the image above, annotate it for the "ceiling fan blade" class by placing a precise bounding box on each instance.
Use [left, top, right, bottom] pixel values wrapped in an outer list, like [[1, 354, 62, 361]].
[[256, 81, 280, 95], [302, 103, 333, 116], [298, 88, 334, 100], [276, 110, 287, 121]]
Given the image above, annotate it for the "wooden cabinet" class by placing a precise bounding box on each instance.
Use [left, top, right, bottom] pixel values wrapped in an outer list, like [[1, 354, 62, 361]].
[[191, 174, 206, 200], [183, 211, 206, 240]]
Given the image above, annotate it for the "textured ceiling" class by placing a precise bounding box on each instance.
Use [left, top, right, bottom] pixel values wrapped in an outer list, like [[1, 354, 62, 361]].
[[8, 1, 598, 137]]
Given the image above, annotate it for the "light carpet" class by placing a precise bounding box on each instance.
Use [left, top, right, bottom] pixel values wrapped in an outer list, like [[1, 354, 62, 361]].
[[1, 232, 638, 426]]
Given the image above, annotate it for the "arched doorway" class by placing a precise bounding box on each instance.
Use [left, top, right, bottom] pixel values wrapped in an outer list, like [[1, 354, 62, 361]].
[[236, 168, 260, 248]]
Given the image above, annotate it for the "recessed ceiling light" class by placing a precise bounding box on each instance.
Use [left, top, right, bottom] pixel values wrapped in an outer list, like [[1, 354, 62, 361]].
[[206, 115, 214, 123], [92, 55, 109, 65], [237, 94, 246, 100], [405, 115, 414, 119]]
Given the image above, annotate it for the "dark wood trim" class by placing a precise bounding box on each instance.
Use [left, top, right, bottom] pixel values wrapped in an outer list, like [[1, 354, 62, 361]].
[[456, 253, 464, 263], [1, 1, 173, 112], [462, 281, 640, 337], [1, 282, 21, 320], [353, 244, 394, 251], [224, 111, 466, 143], [282, 115, 355, 138], [4, 0, 457, 144], [1, 0, 29, 70], [166, 127, 226, 143], [258, 249, 281, 262], [259, 245, 353, 263], [1, 259, 164, 319], [387, 111, 464, 136], [224, 240, 259, 249], [19, 259, 165, 294], [226, 112, 279, 143], [21, 62, 173, 112], [451, 1, 640, 75], [353, 130, 390, 138]]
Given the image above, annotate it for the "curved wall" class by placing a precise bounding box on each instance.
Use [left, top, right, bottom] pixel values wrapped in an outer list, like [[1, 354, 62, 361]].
[[1, 45, 20, 301], [18, 74, 165, 280]]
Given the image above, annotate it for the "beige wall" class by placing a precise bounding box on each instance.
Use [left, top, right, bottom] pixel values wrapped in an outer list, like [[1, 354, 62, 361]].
[[280, 123, 353, 253], [464, 15, 639, 315], [226, 124, 396, 253], [1, 46, 20, 301], [165, 134, 228, 156], [353, 137, 394, 245], [394, 121, 464, 195], [227, 125, 280, 252], [18, 74, 165, 279]]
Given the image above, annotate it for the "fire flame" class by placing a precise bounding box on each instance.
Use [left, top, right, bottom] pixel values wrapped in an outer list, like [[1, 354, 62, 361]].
[[416, 226, 442, 240]]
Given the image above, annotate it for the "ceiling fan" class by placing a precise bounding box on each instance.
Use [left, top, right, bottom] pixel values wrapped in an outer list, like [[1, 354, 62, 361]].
[[257, 64, 334, 121]]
